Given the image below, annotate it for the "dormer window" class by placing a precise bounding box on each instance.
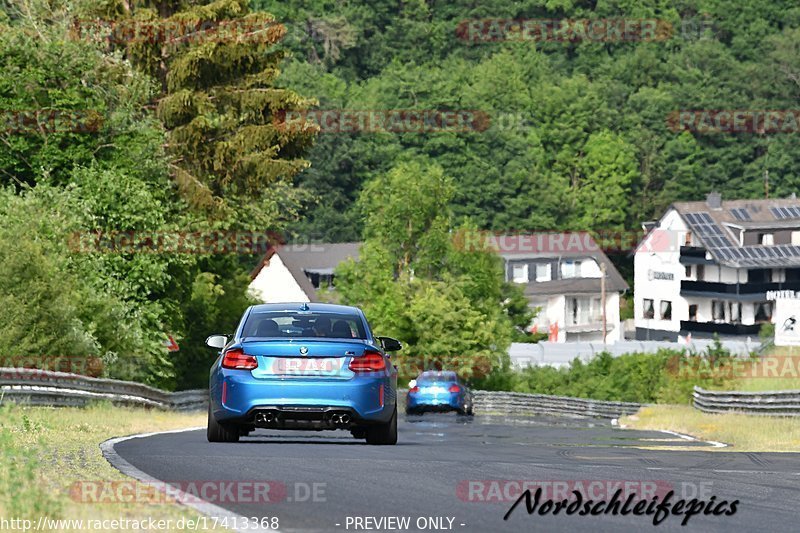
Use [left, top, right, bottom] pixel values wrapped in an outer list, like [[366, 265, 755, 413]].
[[512, 263, 528, 283], [760, 233, 774, 246], [535, 263, 551, 282], [561, 260, 581, 278]]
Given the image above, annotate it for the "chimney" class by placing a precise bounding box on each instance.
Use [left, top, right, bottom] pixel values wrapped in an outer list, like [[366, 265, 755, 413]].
[[706, 191, 722, 209]]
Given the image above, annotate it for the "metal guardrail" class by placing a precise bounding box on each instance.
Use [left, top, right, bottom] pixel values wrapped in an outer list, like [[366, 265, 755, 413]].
[[472, 391, 641, 419], [693, 386, 800, 416], [0, 368, 206, 411], [399, 389, 640, 419], [0, 368, 639, 419]]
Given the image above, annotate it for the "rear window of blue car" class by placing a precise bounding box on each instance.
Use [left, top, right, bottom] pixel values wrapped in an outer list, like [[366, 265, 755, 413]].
[[417, 372, 458, 383], [242, 311, 368, 340]]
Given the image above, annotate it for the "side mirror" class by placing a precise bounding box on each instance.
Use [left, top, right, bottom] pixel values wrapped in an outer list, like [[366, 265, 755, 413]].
[[205, 335, 228, 349], [378, 336, 402, 352]]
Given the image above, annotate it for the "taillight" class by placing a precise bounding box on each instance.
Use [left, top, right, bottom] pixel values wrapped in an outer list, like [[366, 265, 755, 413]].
[[222, 348, 258, 370], [409, 386, 419, 393], [348, 350, 386, 372], [449, 384, 461, 393]]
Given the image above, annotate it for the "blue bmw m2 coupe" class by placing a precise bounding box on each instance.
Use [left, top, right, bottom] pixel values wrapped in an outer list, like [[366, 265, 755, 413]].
[[206, 303, 400, 445]]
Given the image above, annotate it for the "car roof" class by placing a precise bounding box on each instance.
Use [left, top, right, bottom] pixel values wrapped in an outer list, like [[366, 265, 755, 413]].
[[249, 302, 363, 314], [418, 370, 458, 379]]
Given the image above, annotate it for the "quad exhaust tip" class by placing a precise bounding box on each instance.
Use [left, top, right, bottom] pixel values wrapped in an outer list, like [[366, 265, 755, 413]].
[[329, 413, 351, 426], [254, 411, 351, 427], [255, 412, 278, 425]]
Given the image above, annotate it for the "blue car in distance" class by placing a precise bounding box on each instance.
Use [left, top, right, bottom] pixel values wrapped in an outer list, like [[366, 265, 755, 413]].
[[406, 371, 474, 416], [206, 303, 400, 445]]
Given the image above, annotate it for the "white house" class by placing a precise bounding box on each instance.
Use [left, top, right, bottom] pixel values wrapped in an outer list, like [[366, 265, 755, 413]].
[[497, 233, 629, 343], [634, 192, 800, 340], [248, 235, 628, 345], [248, 243, 360, 303]]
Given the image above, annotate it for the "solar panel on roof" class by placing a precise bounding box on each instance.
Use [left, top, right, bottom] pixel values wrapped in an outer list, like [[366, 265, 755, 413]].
[[771, 206, 800, 219], [677, 210, 800, 267], [731, 207, 751, 221]]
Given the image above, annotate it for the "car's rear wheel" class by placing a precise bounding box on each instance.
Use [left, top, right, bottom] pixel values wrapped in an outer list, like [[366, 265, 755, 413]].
[[366, 405, 397, 445], [459, 397, 474, 416], [207, 404, 240, 443]]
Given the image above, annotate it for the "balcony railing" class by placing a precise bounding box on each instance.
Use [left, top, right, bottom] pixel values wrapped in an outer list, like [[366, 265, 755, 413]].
[[680, 321, 762, 336], [680, 280, 800, 295]]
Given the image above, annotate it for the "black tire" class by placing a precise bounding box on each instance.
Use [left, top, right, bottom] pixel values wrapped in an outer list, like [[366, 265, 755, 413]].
[[207, 404, 239, 443], [458, 397, 474, 416], [366, 405, 397, 445], [350, 427, 366, 439]]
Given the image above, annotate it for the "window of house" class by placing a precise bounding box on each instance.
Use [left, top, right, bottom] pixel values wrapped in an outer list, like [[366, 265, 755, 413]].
[[728, 302, 741, 323], [696, 264, 704, 281], [760, 233, 775, 245], [660, 301, 672, 320], [754, 302, 773, 323], [712, 300, 725, 321], [535, 263, 551, 282], [569, 298, 580, 325], [512, 263, 528, 283], [750, 268, 771, 283], [561, 260, 581, 278], [792, 231, 800, 246], [685, 231, 693, 246], [688, 304, 698, 321], [306, 272, 335, 289], [305, 271, 320, 289], [568, 297, 600, 325], [643, 299, 655, 319], [685, 265, 692, 278]]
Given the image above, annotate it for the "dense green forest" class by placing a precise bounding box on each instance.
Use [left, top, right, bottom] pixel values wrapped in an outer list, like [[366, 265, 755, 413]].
[[252, 0, 800, 241], [2, 0, 800, 389]]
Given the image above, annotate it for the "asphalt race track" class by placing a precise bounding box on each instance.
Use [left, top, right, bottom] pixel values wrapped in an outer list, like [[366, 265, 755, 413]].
[[112, 414, 800, 532]]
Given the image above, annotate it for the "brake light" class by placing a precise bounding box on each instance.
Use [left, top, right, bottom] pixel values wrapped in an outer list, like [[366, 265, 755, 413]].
[[449, 384, 461, 393], [409, 386, 419, 393], [348, 350, 386, 372], [221, 348, 258, 370]]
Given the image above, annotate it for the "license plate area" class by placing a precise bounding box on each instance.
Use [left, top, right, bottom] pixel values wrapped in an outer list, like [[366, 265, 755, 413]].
[[269, 357, 343, 377]]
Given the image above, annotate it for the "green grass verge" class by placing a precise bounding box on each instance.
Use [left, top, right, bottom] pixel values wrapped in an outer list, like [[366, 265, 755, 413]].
[[621, 405, 800, 452], [0, 401, 225, 532]]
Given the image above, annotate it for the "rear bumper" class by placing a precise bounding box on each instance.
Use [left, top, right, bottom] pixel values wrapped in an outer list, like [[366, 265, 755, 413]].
[[210, 369, 396, 426], [407, 392, 462, 410]]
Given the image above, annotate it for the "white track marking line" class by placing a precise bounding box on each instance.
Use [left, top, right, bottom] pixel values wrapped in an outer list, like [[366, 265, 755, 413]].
[[101, 427, 282, 533], [656, 429, 727, 448], [613, 418, 727, 448]]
